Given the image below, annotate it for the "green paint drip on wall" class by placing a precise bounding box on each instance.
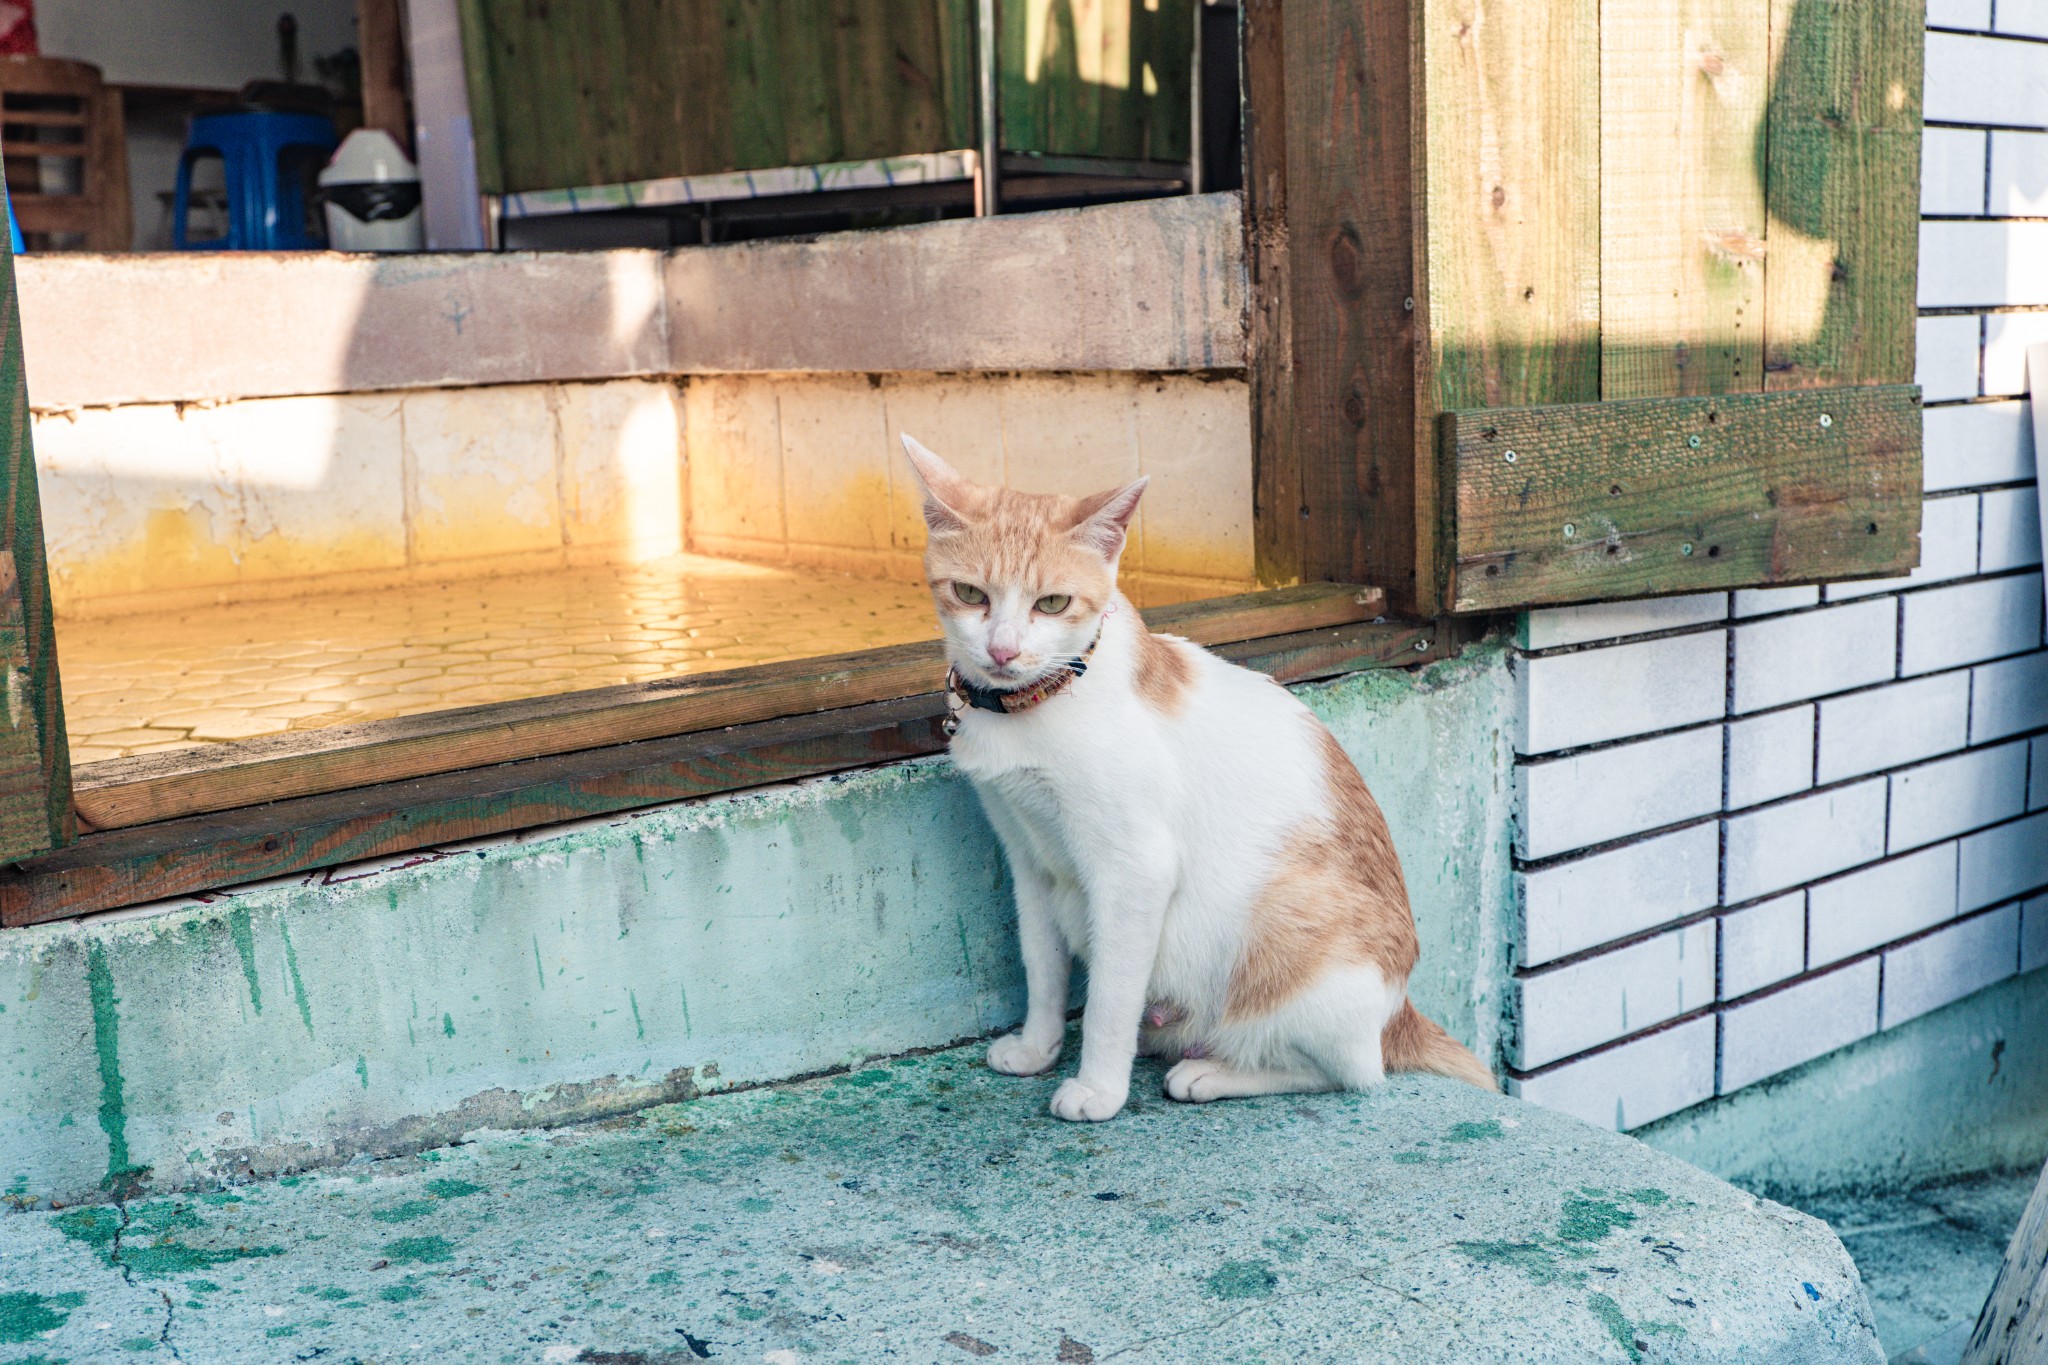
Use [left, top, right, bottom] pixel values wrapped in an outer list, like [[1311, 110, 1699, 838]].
[[86, 942, 129, 1185], [532, 935, 546, 990], [1557, 1196, 1637, 1243], [227, 910, 262, 1014], [356, 1056, 370, 1089], [679, 981, 692, 1036], [629, 990, 644, 1040], [442, 1012, 455, 1038], [382, 1235, 455, 1265], [0, 1290, 84, 1343], [279, 920, 314, 1036]]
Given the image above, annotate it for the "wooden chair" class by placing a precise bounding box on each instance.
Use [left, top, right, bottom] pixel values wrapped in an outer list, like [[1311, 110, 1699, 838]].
[[0, 55, 130, 251]]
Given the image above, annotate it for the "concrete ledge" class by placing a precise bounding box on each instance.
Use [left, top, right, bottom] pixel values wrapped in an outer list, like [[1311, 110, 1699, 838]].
[[19, 251, 669, 409], [666, 192, 1247, 374], [18, 195, 1247, 409], [0, 1043, 1882, 1363]]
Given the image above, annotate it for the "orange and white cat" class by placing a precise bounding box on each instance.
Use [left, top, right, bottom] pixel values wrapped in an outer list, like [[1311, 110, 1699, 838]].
[[902, 435, 1495, 1123]]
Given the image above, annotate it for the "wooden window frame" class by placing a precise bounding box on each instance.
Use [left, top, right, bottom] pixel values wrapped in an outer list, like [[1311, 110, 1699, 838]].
[[0, 0, 1927, 924]]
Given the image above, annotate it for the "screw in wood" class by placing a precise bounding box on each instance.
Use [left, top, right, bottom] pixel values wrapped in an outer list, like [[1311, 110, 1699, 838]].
[[1819, 414, 1833, 428], [1681, 543, 1695, 556], [1563, 523, 1577, 539], [1504, 450, 1518, 463], [1688, 435, 1703, 448]]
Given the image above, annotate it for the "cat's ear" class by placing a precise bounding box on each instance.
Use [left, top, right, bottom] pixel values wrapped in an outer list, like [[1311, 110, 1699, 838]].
[[1069, 477, 1149, 559], [900, 433, 975, 536]]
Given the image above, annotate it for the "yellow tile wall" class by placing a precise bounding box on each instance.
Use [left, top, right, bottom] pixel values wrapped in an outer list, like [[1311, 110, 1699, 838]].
[[683, 372, 1257, 604], [32, 378, 686, 615]]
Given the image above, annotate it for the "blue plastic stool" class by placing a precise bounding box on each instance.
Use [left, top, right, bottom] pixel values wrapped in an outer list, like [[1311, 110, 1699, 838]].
[[174, 111, 339, 250]]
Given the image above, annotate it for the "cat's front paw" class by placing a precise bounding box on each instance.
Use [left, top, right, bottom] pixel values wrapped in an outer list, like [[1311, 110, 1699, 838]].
[[1048, 1078, 1126, 1122], [1164, 1057, 1227, 1102], [987, 1033, 1060, 1076]]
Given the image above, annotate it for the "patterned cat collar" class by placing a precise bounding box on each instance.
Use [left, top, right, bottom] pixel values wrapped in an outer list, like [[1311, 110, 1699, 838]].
[[943, 627, 1103, 736]]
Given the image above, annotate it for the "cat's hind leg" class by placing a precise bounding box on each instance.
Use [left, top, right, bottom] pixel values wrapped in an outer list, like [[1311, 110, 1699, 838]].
[[1163, 1057, 1334, 1102]]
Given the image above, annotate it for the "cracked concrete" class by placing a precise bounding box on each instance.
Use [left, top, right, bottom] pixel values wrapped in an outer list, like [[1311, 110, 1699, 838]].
[[0, 1032, 1880, 1363]]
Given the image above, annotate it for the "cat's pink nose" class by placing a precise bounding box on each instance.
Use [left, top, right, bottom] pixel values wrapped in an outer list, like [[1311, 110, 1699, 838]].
[[987, 644, 1019, 667]]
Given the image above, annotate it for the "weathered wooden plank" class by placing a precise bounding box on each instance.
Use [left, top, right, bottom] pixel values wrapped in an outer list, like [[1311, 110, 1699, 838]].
[[1600, 0, 1769, 399], [721, 0, 786, 171], [452, 0, 504, 192], [1761, 0, 1923, 389], [7, 610, 1421, 927], [1443, 383, 1921, 610], [358, 0, 412, 149], [1242, 0, 1302, 588], [71, 584, 1381, 832], [0, 224, 68, 859], [1961, 1157, 2048, 1365], [1425, 0, 1601, 412], [1276, 0, 1427, 611]]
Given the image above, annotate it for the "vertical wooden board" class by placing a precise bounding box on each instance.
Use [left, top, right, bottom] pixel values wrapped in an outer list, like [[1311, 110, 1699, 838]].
[[359, 0, 413, 149], [1601, 0, 1771, 399], [833, 0, 906, 160], [1242, 0, 1302, 588], [1424, 0, 1601, 414], [1762, 0, 1923, 389], [937, 0, 980, 148], [723, 0, 789, 170], [452, 0, 504, 192], [657, 0, 734, 177], [1280, 0, 1425, 605], [887, 0, 953, 155], [1000, 0, 1051, 154], [573, 1, 636, 186], [775, 2, 842, 166], [0, 222, 69, 858]]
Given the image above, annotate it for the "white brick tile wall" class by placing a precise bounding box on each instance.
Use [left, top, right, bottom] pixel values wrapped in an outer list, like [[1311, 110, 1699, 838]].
[[1998, 0, 2048, 39], [1825, 492, 1980, 599], [1724, 778, 1888, 903], [1815, 672, 1971, 783], [1986, 314, 2048, 395], [1880, 905, 2021, 1029], [1519, 823, 1720, 967], [1734, 586, 1820, 618], [1516, 921, 1715, 1068], [1926, 33, 2048, 126], [1889, 740, 2032, 851], [2033, 737, 2048, 810], [1512, 1018, 1717, 1132], [1923, 127, 1988, 214], [1733, 599, 1898, 712], [1971, 650, 2048, 742], [1808, 844, 1960, 966], [1516, 631, 1727, 755], [1990, 131, 2048, 216], [1727, 705, 1816, 809], [1928, 0, 1992, 26], [1719, 960, 1880, 1093], [1959, 810, 2048, 911], [1922, 401, 2035, 492], [1719, 893, 1807, 999], [2023, 897, 2048, 974], [1920, 223, 2048, 308], [1979, 488, 2043, 572], [1901, 574, 2044, 675], [1517, 727, 1724, 861], [1520, 594, 1728, 650], [1917, 315, 1983, 402]]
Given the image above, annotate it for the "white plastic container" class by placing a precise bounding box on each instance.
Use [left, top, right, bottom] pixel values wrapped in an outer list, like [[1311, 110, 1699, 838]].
[[320, 129, 425, 251]]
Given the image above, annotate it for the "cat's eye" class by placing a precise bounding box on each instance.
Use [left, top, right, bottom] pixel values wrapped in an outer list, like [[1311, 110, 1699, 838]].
[[1035, 594, 1072, 614], [953, 582, 988, 606]]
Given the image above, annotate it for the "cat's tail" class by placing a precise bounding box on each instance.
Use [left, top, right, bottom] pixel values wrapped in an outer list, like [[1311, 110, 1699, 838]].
[[1382, 998, 1498, 1091]]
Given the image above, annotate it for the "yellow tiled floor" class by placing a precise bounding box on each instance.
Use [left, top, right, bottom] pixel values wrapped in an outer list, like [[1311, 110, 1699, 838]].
[[57, 554, 941, 764]]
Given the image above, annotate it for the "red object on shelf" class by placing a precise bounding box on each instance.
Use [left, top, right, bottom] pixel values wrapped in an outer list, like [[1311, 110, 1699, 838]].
[[0, 3, 36, 56]]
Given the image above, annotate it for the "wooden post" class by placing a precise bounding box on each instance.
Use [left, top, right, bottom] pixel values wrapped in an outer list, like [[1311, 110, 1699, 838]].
[[0, 200, 72, 860], [1961, 1157, 2048, 1365], [358, 0, 412, 151], [1242, 0, 1427, 610]]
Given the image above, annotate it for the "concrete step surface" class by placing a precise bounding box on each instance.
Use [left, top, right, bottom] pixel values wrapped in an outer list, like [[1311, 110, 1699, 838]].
[[0, 1037, 1882, 1363]]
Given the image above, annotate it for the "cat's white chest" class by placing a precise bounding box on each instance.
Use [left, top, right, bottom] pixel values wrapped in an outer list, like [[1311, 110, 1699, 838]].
[[975, 765, 1080, 877]]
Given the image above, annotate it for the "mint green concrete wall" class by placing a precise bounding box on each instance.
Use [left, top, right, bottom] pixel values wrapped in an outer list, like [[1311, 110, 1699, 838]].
[[1641, 968, 2048, 1198], [0, 646, 1517, 1208]]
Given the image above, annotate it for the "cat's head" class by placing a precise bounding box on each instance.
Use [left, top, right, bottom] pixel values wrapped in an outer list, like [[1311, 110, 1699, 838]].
[[901, 434, 1145, 691]]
